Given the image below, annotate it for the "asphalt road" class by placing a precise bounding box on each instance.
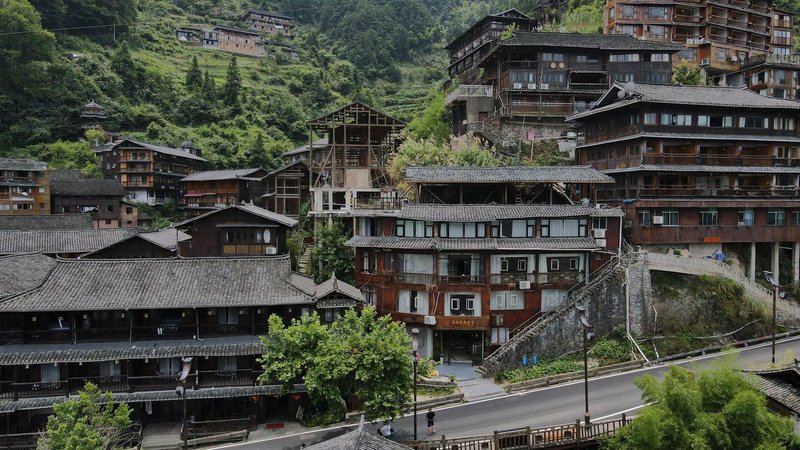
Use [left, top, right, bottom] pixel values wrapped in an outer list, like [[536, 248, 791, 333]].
[[218, 336, 800, 450]]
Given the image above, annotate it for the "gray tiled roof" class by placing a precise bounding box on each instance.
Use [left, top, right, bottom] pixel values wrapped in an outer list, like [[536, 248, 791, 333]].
[[47, 169, 83, 181], [176, 204, 298, 228], [0, 254, 55, 299], [0, 384, 306, 413], [404, 166, 613, 184], [139, 228, 192, 249], [398, 204, 622, 222], [181, 168, 264, 182], [113, 138, 207, 162], [0, 335, 263, 365], [307, 427, 409, 450], [0, 158, 47, 171], [51, 178, 128, 197], [0, 255, 313, 312], [346, 236, 599, 251], [603, 164, 800, 175], [746, 367, 800, 414], [282, 137, 328, 157], [0, 228, 137, 254], [576, 132, 800, 149], [0, 214, 92, 230], [499, 32, 682, 51], [315, 274, 365, 302]]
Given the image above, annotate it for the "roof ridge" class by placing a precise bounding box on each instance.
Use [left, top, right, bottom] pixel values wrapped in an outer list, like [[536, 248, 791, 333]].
[[60, 254, 291, 263]]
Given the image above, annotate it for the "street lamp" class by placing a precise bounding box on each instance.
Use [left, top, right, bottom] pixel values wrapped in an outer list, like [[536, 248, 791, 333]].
[[176, 385, 188, 449], [763, 270, 780, 365], [579, 311, 594, 427], [412, 350, 420, 440]]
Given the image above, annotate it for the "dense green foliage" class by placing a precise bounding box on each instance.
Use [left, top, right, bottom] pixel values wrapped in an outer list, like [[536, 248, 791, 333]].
[[603, 363, 800, 450], [38, 383, 133, 450], [258, 307, 413, 421], [389, 136, 502, 183], [672, 61, 705, 86], [495, 357, 584, 383], [309, 219, 354, 284]]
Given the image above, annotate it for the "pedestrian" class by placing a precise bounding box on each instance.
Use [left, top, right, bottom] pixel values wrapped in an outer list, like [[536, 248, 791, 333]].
[[426, 407, 436, 435], [522, 354, 528, 366], [380, 421, 393, 439]]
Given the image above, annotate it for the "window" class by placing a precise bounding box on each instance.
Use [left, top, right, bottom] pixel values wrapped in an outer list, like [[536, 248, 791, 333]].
[[542, 53, 564, 62], [709, 116, 733, 127], [491, 219, 535, 238], [106, 205, 113, 212], [440, 222, 485, 238], [768, 209, 786, 226], [593, 217, 608, 230], [661, 114, 691, 126], [39, 364, 60, 383], [542, 72, 565, 84], [643, 113, 657, 124], [630, 114, 640, 125], [445, 293, 481, 316], [362, 251, 377, 273], [716, 47, 727, 61], [794, 211, 800, 225], [649, 53, 670, 62], [357, 218, 378, 236], [569, 258, 579, 270], [158, 358, 181, 375], [613, 72, 634, 82], [740, 117, 769, 128], [662, 210, 679, 226], [609, 53, 640, 62], [62, 206, 70, 213], [540, 219, 587, 237], [699, 209, 718, 226], [621, 5, 634, 19], [738, 209, 755, 226], [38, 187, 45, 193], [677, 48, 697, 61], [491, 291, 524, 310], [398, 290, 429, 315], [647, 6, 666, 19], [499, 256, 528, 273], [224, 228, 269, 244], [775, 118, 795, 130], [491, 327, 510, 344], [397, 253, 434, 274], [697, 115, 709, 126], [648, 26, 666, 38], [396, 220, 433, 237], [218, 307, 239, 325], [125, 207, 133, 214], [105, 219, 112, 225], [550, 259, 560, 271], [361, 285, 377, 307]]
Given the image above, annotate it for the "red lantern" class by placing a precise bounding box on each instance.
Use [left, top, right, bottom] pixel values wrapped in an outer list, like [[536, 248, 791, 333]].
[[291, 393, 302, 401]]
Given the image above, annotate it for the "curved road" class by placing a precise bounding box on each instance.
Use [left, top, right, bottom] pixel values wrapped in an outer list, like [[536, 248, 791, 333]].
[[218, 336, 800, 450]]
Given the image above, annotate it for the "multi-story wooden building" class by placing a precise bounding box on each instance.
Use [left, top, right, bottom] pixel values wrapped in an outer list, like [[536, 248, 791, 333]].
[[0, 159, 49, 216], [570, 81, 800, 284], [0, 253, 362, 434], [49, 170, 132, 228], [446, 19, 679, 150], [307, 103, 405, 222], [96, 138, 206, 205], [176, 203, 297, 257], [239, 10, 295, 38], [347, 165, 622, 359], [179, 168, 268, 216], [603, 0, 794, 84], [741, 53, 800, 100], [203, 26, 266, 57], [263, 160, 312, 218]]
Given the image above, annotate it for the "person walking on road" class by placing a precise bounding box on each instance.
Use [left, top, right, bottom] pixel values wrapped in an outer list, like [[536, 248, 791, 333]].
[[426, 407, 436, 435]]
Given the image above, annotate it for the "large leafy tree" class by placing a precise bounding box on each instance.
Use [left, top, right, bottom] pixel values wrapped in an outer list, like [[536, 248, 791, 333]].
[[38, 382, 133, 450], [672, 61, 705, 86], [603, 362, 800, 450], [310, 219, 354, 284], [258, 307, 412, 421], [389, 136, 502, 182], [221, 55, 242, 110]]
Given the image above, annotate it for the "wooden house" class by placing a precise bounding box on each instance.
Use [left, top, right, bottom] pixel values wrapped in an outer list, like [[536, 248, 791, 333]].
[[239, 10, 295, 38], [179, 168, 268, 216], [204, 26, 266, 57], [82, 228, 191, 259], [0, 159, 49, 216], [263, 160, 311, 218], [49, 170, 131, 228]]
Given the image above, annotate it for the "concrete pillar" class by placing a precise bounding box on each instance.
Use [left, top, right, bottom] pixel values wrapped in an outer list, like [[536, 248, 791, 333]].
[[794, 242, 800, 283], [749, 242, 757, 281], [772, 242, 781, 282]]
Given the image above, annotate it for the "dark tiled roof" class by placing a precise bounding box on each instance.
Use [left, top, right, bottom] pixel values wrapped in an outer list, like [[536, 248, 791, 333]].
[[0, 255, 312, 312], [51, 178, 128, 197], [47, 170, 83, 181], [346, 236, 599, 251], [0, 214, 92, 230], [307, 427, 409, 450], [181, 168, 264, 182], [603, 164, 800, 175], [0, 158, 47, 171], [0, 335, 263, 365], [746, 367, 800, 414], [575, 132, 800, 149], [176, 203, 298, 228], [0, 254, 55, 299], [314, 274, 365, 302], [242, 9, 293, 20], [498, 32, 682, 51], [0, 228, 136, 254], [404, 166, 613, 184], [398, 204, 622, 222], [282, 137, 328, 157], [213, 25, 262, 36], [112, 138, 207, 162], [140, 228, 192, 249], [0, 384, 306, 413]]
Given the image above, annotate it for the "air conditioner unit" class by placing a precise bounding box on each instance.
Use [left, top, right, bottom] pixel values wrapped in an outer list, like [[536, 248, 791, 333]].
[[423, 315, 436, 325], [700, 58, 711, 65], [653, 215, 665, 225], [527, 83, 537, 90], [738, 221, 746, 226], [539, 83, 549, 89], [596, 239, 607, 247], [519, 280, 531, 290], [492, 314, 504, 326], [592, 229, 607, 239], [513, 82, 523, 89], [730, 56, 739, 62], [265, 247, 278, 255]]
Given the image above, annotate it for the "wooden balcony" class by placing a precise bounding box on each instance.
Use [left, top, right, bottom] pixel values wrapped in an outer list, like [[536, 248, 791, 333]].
[[631, 224, 800, 244], [197, 369, 257, 388], [394, 272, 436, 285], [128, 374, 197, 392], [198, 323, 268, 338], [69, 375, 128, 393], [74, 326, 130, 342], [131, 324, 196, 340], [438, 274, 487, 285], [9, 380, 69, 398]]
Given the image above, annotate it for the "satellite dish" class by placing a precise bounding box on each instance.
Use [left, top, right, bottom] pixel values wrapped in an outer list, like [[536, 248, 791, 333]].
[[617, 89, 626, 99], [550, 62, 557, 69]]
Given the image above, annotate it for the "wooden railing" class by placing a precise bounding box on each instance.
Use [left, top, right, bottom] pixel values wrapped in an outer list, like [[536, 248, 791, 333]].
[[197, 369, 257, 388], [402, 417, 631, 449], [0, 432, 40, 450], [183, 417, 250, 440], [394, 272, 436, 285]]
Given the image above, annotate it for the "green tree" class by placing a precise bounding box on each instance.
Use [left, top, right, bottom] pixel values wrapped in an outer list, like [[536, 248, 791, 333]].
[[258, 307, 412, 421], [408, 89, 451, 143], [310, 219, 354, 284], [672, 61, 705, 86], [185, 55, 202, 91], [110, 42, 143, 97], [38, 382, 133, 450], [603, 363, 800, 450], [221, 55, 242, 110], [0, 0, 55, 74], [389, 136, 502, 182]]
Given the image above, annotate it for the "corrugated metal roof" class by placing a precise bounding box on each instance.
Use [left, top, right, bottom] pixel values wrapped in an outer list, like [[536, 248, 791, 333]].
[[346, 236, 599, 251], [404, 166, 614, 184]]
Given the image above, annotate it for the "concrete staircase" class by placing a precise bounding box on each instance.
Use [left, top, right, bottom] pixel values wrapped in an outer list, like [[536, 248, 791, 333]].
[[297, 245, 313, 275], [482, 255, 623, 373]]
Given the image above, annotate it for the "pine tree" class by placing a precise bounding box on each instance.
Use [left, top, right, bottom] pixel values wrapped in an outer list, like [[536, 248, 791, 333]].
[[221, 55, 242, 110], [202, 70, 216, 101], [185, 55, 202, 91], [110, 42, 141, 97]]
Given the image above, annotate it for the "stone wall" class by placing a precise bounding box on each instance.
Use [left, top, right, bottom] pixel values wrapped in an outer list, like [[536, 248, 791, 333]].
[[625, 258, 654, 337]]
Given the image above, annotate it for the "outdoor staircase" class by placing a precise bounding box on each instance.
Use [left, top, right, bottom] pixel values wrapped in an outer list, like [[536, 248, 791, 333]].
[[297, 245, 313, 275], [468, 109, 518, 158], [482, 255, 624, 373], [637, 251, 800, 321]]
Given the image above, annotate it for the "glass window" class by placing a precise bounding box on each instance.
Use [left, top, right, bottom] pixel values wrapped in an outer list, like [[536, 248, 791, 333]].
[[397, 290, 429, 315], [768, 209, 786, 226], [662, 210, 679, 226], [643, 113, 657, 124], [491, 327, 510, 344], [775, 118, 795, 130], [699, 209, 718, 226], [740, 117, 769, 129], [697, 115, 709, 126], [738, 209, 754, 226], [593, 217, 608, 229]]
